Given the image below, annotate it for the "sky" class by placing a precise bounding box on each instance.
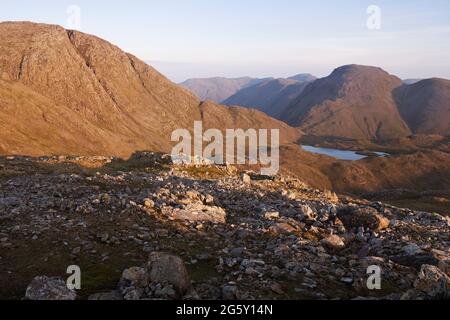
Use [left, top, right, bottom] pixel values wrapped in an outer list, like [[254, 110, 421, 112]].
[[1, 0, 450, 82]]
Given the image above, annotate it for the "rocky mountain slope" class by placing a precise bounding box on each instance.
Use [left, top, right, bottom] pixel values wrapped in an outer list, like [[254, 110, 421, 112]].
[[281, 65, 412, 141], [223, 78, 312, 119], [1, 154, 449, 300], [0, 22, 299, 157], [179, 77, 270, 102], [395, 78, 450, 136]]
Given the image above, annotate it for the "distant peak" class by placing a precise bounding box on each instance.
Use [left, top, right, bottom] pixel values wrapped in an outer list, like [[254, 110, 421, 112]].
[[288, 73, 317, 82], [332, 64, 385, 74], [420, 77, 450, 84], [326, 64, 402, 84]]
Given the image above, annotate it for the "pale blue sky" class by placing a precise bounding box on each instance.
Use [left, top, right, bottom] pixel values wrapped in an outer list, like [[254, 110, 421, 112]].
[[1, 0, 450, 81]]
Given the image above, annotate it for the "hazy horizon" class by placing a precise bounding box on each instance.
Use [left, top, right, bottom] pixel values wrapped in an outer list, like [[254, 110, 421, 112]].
[[2, 0, 450, 82], [150, 61, 443, 83]]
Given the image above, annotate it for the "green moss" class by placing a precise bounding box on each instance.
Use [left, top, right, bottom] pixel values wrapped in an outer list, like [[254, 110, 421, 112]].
[[386, 198, 450, 217], [77, 265, 122, 299], [187, 261, 219, 283], [182, 166, 229, 180]]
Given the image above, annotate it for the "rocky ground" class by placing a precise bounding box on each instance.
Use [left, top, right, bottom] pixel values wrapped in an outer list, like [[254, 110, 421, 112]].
[[0, 153, 449, 300]]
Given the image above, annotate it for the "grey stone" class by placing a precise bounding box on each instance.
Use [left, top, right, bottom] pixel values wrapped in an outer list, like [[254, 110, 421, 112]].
[[25, 276, 76, 300], [414, 265, 450, 298], [146, 252, 190, 297]]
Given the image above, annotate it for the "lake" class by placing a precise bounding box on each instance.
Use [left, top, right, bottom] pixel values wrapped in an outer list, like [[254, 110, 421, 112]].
[[302, 145, 389, 161]]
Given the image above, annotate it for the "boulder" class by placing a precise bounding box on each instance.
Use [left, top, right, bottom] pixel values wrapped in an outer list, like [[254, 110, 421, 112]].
[[118, 267, 149, 289], [241, 173, 252, 185], [164, 203, 226, 224], [438, 258, 450, 276], [299, 204, 316, 220], [402, 243, 423, 255], [414, 265, 450, 298], [264, 211, 280, 220], [222, 284, 240, 300], [25, 276, 77, 300], [143, 198, 155, 208], [391, 253, 439, 270], [268, 222, 300, 236], [146, 252, 190, 297], [337, 206, 390, 231], [322, 234, 346, 251]]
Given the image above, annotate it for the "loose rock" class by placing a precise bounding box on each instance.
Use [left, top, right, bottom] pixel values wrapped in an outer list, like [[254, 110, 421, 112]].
[[25, 276, 77, 300]]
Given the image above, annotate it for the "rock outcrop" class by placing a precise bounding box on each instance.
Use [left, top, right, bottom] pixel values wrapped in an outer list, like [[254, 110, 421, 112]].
[[116, 252, 191, 300], [25, 276, 77, 300], [414, 265, 450, 298]]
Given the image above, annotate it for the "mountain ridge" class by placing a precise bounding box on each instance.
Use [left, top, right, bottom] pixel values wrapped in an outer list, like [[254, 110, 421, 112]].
[[180, 74, 317, 104], [0, 21, 300, 157], [218, 65, 449, 141]]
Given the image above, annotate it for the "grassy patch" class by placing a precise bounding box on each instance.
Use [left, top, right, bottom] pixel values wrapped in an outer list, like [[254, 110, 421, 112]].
[[181, 166, 230, 180], [385, 197, 450, 217]]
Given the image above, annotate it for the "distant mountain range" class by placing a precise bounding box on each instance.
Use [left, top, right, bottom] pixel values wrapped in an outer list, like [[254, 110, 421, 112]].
[[190, 66, 450, 141], [282, 65, 450, 139], [179, 74, 316, 103]]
